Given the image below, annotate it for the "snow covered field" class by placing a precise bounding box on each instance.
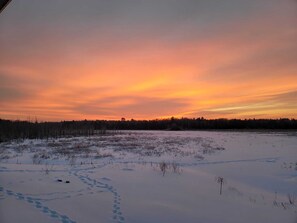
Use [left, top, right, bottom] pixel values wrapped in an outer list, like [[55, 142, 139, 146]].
[[0, 130, 296, 223]]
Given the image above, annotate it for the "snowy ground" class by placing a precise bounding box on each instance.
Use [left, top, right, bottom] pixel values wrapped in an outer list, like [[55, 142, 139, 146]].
[[0, 130, 296, 223]]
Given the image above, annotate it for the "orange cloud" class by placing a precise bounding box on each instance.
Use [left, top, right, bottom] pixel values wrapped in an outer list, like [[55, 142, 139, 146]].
[[0, 1, 296, 121]]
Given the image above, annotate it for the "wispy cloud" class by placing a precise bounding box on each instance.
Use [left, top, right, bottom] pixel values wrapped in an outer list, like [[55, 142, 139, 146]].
[[199, 91, 297, 119]]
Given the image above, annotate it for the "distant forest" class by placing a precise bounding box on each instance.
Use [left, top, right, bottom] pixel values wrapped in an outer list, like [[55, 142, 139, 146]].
[[0, 118, 297, 142]]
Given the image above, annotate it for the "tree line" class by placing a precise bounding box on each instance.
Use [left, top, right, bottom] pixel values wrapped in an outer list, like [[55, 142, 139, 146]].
[[0, 117, 296, 142]]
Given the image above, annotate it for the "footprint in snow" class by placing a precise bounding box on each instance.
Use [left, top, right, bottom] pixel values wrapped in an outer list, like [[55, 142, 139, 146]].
[[1, 186, 76, 223]]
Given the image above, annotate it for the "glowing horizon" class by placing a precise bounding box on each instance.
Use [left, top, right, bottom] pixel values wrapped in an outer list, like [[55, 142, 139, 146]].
[[0, 0, 297, 121]]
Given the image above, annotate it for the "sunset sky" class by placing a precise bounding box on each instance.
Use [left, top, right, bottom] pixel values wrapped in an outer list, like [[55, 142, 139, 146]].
[[0, 0, 296, 121]]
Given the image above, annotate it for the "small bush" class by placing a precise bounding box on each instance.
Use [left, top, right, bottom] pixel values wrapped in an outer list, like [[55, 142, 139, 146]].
[[287, 194, 296, 205]]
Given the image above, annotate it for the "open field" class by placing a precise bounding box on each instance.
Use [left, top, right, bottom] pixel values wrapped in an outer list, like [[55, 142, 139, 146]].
[[0, 130, 296, 223]]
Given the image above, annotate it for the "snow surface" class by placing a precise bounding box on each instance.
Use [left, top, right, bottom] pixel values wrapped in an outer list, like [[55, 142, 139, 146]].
[[0, 130, 296, 223]]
